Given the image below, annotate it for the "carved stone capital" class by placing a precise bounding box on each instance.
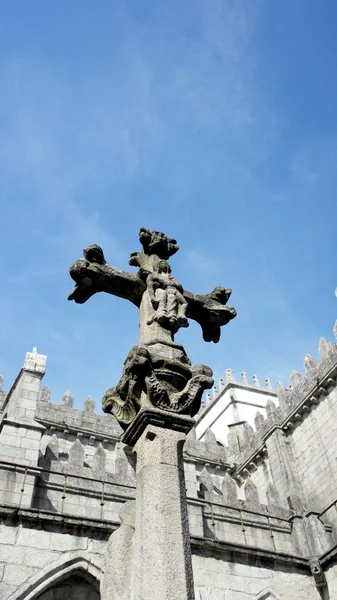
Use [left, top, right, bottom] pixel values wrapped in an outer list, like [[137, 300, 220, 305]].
[[121, 405, 194, 448], [102, 343, 213, 432]]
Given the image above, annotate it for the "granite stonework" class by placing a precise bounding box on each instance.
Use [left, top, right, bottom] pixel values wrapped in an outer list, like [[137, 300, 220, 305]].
[[68, 228, 237, 600], [1, 327, 337, 598]]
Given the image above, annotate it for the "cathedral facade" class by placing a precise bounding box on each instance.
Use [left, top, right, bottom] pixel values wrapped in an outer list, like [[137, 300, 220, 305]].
[[1, 322, 337, 599]]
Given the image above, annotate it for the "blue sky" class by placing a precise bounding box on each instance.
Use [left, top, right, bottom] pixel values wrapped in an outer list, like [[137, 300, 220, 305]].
[[0, 0, 336, 411]]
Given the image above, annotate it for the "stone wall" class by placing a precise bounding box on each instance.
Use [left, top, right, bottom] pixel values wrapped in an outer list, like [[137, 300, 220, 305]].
[[193, 548, 322, 600], [0, 517, 105, 600], [324, 562, 337, 599], [1, 341, 337, 599], [291, 383, 337, 510]]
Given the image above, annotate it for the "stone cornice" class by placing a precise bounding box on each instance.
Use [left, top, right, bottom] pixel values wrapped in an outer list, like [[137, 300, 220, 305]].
[[191, 535, 310, 569], [0, 503, 117, 536]]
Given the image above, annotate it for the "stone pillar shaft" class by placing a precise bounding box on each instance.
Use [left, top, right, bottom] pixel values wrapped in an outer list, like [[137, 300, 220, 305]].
[[122, 409, 195, 600]]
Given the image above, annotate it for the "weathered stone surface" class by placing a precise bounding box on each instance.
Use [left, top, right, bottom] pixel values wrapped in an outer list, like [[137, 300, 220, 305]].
[[68, 438, 85, 470], [102, 344, 213, 428], [304, 354, 317, 373], [84, 395, 96, 413], [68, 228, 236, 343], [222, 472, 238, 503], [198, 467, 214, 494], [61, 390, 74, 409], [39, 385, 51, 403], [244, 479, 260, 505], [69, 228, 236, 429], [2, 270, 337, 600], [132, 421, 195, 600], [254, 411, 265, 430], [290, 370, 302, 389], [318, 337, 333, 359], [45, 434, 59, 461], [92, 443, 106, 477], [101, 501, 135, 600]]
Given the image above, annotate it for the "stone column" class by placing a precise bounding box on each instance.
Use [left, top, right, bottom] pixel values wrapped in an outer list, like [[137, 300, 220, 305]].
[[122, 406, 195, 600], [101, 501, 136, 600]]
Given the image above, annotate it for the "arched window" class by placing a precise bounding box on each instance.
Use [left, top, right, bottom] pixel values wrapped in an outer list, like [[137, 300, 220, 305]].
[[8, 554, 103, 600], [36, 571, 100, 600]]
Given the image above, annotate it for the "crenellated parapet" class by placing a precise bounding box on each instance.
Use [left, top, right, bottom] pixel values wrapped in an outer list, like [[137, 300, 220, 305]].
[[36, 385, 123, 442], [201, 369, 276, 412], [185, 426, 228, 467], [196, 368, 278, 450], [235, 324, 337, 471], [1, 327, 337, 573], [197, 319, 337, 479]]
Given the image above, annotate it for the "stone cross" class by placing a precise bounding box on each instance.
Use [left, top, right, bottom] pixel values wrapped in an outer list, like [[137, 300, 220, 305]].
[[68, 228, 236, 600]]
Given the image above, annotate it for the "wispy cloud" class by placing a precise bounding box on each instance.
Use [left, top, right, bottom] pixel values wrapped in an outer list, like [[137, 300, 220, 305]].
[[1, 0, 336, 408], [0, 0, 275, 205]]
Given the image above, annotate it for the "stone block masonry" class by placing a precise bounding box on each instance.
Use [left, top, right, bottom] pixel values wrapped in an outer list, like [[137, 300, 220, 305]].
[[1, 337, 337, 599]]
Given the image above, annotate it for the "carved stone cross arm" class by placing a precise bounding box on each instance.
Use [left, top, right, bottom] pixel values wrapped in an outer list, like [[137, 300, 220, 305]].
[[183, 286, 236, 343], [68, 240, 236, 343], [68, 244, 146, 306]]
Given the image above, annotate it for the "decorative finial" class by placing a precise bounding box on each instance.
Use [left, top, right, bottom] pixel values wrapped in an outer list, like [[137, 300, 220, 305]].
[[265, 377, 273, 390], [226, 368, 235, 383], [241, 372, 248, 384], [253, 374, 260, 386]]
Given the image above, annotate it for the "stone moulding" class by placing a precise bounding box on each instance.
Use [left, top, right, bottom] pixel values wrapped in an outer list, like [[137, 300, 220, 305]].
[[6, 553, 103, 600], [190, 536, 311, 569], [0, 503, 117, 535], [121, 405, 195, 447]]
